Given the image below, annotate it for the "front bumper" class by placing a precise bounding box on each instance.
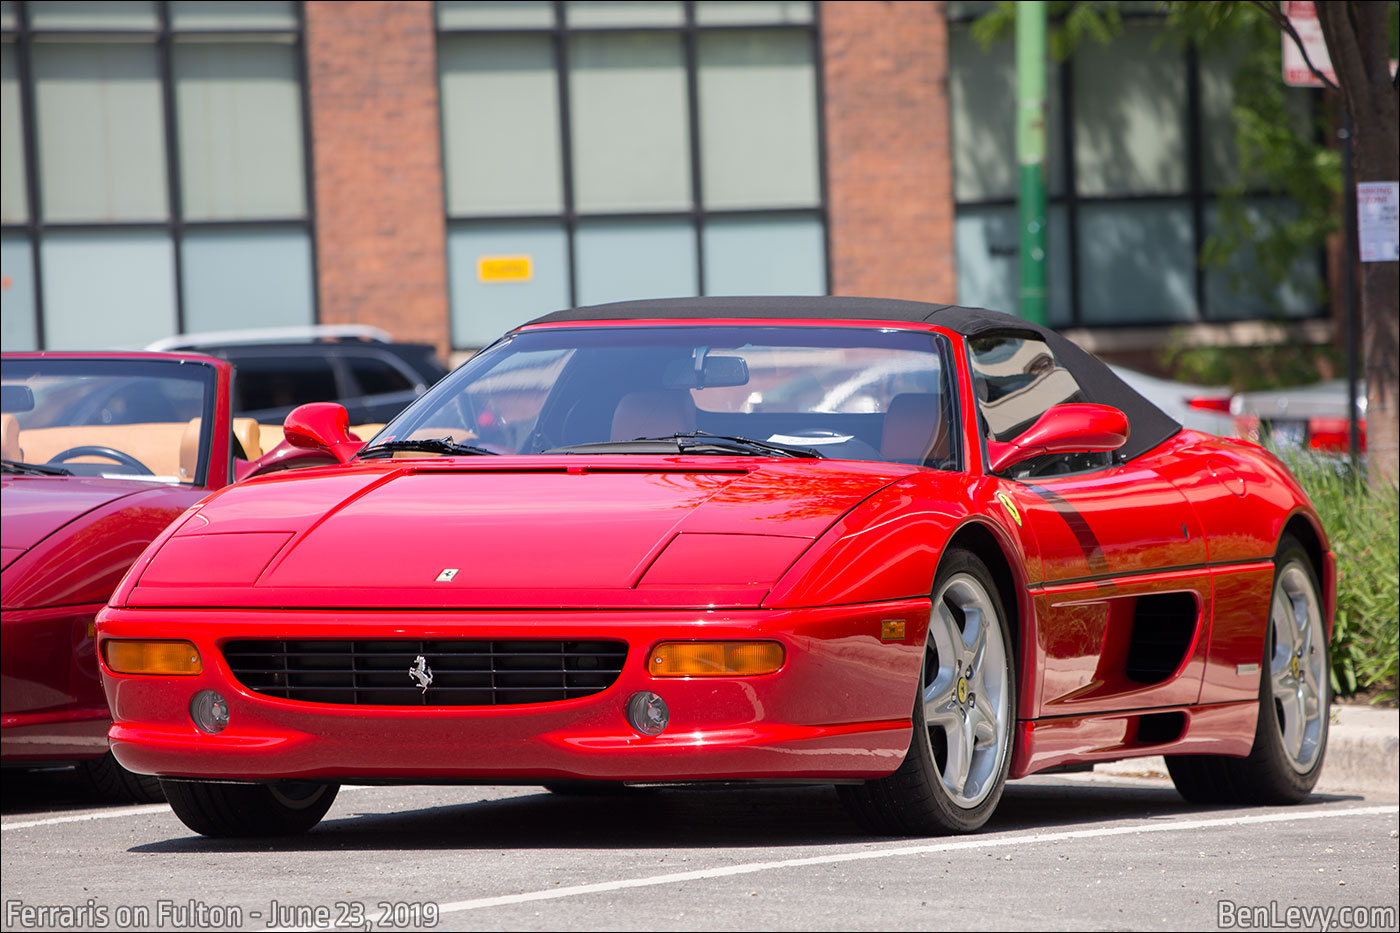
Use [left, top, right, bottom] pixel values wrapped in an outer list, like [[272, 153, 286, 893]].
[[98, 601, 929, 782]]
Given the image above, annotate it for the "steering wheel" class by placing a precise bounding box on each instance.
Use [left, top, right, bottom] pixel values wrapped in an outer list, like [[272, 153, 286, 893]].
[[46, 446, 154, 476]]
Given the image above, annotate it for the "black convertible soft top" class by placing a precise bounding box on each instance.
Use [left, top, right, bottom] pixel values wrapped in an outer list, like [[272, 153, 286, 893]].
[[524, 296, 1181, 461]]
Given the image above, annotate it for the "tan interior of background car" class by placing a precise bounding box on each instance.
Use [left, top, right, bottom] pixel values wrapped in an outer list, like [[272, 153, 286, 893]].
[[4, 417, 204, 479], [1, 413, 21, 463], [1, 414, 385, 481]]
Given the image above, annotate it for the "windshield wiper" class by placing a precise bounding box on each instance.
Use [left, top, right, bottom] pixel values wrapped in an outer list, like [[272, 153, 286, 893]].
[[546, 431, 821, 459], [2, 458, 73, 476], [358, 438, 501, 459], [653, 431, 822, 458]]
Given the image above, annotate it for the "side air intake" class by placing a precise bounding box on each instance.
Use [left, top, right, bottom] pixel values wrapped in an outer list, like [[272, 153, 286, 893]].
[[1124, 592, 1199, 685]]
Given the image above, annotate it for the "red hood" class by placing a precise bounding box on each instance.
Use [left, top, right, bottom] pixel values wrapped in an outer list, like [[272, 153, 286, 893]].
[[1, 475, 154, 556], [126, 457, 914, 609]]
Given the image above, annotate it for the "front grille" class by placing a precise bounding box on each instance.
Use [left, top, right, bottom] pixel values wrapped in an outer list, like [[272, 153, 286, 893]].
[[222, 639, 628, 706]]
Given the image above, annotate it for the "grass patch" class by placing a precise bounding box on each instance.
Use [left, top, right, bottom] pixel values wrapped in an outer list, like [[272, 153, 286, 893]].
[[1280, 453, 1399, 703]]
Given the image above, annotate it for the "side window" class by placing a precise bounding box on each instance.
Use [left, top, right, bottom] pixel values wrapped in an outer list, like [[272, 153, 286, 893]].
[[231, 356, 339, 413], [968, 333, 1108, 476], [346, 354, 415, 396]]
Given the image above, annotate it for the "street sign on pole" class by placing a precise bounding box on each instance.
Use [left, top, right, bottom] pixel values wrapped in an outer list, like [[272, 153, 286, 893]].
[[1281, 1, 1336, 87], [1357, 182, 1400, 263]]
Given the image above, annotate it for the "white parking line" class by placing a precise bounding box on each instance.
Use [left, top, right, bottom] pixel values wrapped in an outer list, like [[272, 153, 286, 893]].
[[1, 803, 168, 831], [342, 804, 1395, 928]]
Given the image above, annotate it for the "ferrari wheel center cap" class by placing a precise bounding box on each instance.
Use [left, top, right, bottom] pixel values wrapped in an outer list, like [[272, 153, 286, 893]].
[[1290, 654, 1300, 679], [956, 676, 969, 704]]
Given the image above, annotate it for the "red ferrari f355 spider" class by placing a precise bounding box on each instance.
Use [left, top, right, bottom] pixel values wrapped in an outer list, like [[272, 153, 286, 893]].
[[95, 298, 1332, 836]]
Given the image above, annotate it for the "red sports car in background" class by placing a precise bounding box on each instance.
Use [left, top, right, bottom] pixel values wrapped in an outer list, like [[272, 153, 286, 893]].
[[0, 352, 343, 800], [96, 299, 1333, 836]]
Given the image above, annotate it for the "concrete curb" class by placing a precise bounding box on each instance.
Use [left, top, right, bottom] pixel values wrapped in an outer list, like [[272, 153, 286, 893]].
[[1315, 704, 1399, 796], [1092, 704, 1399, 798]]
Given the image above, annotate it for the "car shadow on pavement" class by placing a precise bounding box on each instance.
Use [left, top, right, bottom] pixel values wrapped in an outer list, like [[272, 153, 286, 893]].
[[0, 766, 141, 816], [124, 779, 1366, 854]]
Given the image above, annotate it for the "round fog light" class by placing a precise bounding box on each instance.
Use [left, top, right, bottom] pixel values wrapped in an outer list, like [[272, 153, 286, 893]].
[[626, 691, 669, 736], [190, 690, 230, 734]]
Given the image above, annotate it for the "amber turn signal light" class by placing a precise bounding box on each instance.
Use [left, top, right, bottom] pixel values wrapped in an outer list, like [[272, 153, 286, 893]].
[[648, 641, 784, 677], [103, 640, 203, 675]]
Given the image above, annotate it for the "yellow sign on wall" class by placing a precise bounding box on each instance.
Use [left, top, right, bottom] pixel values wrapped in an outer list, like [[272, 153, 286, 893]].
[[477, 255, 533, 283]]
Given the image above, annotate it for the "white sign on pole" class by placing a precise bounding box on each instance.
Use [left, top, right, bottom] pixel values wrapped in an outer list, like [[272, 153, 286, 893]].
[[1282, 1, 1336, 87], [1357, 182, 1400, 263]]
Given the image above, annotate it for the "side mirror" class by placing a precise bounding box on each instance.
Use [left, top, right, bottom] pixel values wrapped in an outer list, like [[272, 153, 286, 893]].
[[987, 403, 1128, 474], [283, 403, 363, 464]]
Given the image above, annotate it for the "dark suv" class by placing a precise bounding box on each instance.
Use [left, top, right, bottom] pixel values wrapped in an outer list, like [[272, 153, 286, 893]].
[[148, 326, 448, 425]]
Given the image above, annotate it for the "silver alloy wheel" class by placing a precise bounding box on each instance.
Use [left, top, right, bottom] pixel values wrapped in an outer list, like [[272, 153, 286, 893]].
[[1269, 561, 1327, 773], [924, 572, 1011, 808]]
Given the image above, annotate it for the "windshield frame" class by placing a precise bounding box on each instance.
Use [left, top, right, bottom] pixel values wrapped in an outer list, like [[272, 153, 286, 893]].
[[1, 355, 220, 486], [365, 324, 963, 472]]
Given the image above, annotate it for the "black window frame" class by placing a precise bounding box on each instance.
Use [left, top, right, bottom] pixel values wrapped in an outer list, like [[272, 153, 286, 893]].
[[434, 0, 832, 330], [0, 1, 318, 348]]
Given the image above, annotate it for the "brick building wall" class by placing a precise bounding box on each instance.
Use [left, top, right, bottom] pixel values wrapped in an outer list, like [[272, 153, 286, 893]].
[[821, 1, 957, 303], [298, 1, 959, 351], [304, 0, 450, 354]]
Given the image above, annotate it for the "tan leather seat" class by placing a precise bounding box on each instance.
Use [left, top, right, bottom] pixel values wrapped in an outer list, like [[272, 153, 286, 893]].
[[611, 390, 697, 441], [881, 392, 947, 465], [1, 413, 22, 463], [351, 423, 386, 443], [232, 418, 261, 460], [179, 418, 203, 481], [259, 423, 287, 451]]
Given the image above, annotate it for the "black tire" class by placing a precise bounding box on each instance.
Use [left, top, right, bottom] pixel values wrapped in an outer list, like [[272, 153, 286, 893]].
[[839, 549, 1017, 835], [78, 752, 166, 804], [1167, 536, 1329, 805], [161, 779, 339, 837]]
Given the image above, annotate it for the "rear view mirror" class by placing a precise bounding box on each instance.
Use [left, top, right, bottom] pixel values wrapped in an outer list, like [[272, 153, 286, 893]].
[[661, 355, 750, 389], [1, 385, 35, 413]]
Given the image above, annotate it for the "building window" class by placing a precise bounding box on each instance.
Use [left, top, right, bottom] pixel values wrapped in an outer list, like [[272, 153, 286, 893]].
[[436, 0, 827, 349], [0, 0, 314, 351], [947, 8, 1323, 329]]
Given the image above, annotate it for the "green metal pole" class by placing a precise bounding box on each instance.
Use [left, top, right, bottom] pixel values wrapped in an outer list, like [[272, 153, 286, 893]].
[[1016, 1, 1048, 325]]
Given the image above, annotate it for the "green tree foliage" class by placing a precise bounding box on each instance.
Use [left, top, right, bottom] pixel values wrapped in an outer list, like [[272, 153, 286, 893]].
[[1168, 2, 1339, 306], [969, 1, 1357, 312], [1162, 342, 1343, 392]]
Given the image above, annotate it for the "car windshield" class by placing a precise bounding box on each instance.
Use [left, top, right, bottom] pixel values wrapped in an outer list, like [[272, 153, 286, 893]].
[[363, 326, 959, 469], [1, 357, 217, 485]]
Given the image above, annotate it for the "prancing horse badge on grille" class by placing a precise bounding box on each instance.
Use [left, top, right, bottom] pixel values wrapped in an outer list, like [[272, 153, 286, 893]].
[[408, 655, 433, 693]]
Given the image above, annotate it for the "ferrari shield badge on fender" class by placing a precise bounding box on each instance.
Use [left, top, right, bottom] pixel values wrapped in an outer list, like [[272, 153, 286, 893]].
[[995, 492, 1023, 527], [408, 656, 434, 693]]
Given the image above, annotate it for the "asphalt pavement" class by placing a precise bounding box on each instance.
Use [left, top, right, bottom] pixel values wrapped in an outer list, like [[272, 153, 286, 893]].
[[2, 702, 1395, 932]]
